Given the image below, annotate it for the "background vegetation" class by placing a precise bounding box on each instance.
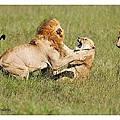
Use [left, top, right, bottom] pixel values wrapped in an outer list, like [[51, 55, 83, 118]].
[[0, 6, 119, 115]]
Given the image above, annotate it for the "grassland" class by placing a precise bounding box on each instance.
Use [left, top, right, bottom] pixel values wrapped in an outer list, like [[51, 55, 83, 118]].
[[0, 5, 120, 115]]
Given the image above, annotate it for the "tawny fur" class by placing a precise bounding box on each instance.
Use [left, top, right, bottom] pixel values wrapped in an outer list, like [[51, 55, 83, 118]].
[[116, 30, 120, 48], [0, 19, 86, 79], [53, 37, 95, 80]]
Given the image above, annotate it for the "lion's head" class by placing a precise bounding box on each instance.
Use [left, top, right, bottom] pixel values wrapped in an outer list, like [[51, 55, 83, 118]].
[[30, 18, 65, 55], [37, 18, 64, 42]]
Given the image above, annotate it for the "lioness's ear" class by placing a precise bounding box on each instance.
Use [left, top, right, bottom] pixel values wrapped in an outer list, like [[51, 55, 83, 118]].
[[119, 30, 120, 34]]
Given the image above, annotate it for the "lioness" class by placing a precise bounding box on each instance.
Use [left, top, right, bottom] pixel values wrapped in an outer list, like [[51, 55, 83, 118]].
[[116, 30, 120, 48], [53, 37, 95, 80], [0, 19, 86, 79]]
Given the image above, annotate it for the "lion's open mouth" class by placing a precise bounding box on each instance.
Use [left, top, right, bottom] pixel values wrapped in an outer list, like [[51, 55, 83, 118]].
[[56, 28, 62, 35]]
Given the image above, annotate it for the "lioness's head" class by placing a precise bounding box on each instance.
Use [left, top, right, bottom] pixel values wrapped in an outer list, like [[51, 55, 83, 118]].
[[37, 18, 64, 42], [116, 30, 120, 48], [74, 37, 95, 51]]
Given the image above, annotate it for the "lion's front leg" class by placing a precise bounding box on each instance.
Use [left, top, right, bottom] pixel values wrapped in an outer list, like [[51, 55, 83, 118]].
[[50, 51, 87, 70]]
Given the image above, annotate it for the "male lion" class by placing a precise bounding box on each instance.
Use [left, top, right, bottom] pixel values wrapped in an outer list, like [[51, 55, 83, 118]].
[[53, 37, 95, 80], [0, 19, 86, 79], [116, 30, 120, 48]]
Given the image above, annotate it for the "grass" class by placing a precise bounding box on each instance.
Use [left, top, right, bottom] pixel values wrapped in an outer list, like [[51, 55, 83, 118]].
[[0, 5, 120, 115]]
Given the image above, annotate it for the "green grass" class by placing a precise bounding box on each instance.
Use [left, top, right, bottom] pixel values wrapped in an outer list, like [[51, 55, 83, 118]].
[[0, 5, 120, 115]]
